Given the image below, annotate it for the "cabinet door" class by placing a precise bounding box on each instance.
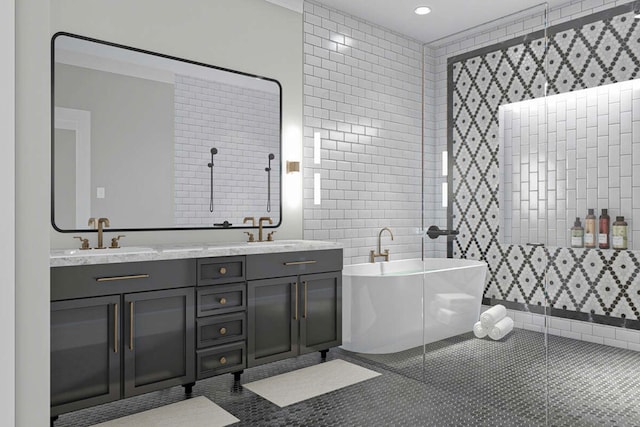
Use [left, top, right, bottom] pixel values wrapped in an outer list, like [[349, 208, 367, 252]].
[[299, 272, 342, 355], [247, 276, 298, 367], [51, 295, 120, 416], [123, 288, 195, 397]]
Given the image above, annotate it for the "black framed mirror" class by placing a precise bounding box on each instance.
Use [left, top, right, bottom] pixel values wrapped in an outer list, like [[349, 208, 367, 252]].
[[51, 32, 282, 232]]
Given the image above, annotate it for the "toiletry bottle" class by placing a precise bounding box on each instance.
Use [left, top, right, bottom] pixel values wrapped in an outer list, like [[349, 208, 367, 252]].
[[612, 216, 628, 250], [585, 209, 596, 248], [571, 218, 584, 248], [599, 209, 610, 249]]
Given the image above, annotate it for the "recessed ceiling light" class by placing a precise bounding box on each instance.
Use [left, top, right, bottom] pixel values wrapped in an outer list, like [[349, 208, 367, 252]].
[[414, 6, 431, 15]]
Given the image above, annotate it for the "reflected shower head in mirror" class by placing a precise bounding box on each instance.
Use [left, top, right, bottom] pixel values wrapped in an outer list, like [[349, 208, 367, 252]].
[[265, 153, 275, 172], [208, 147, 218, 168]]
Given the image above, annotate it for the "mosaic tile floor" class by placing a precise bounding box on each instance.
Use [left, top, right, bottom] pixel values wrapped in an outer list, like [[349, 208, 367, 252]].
[[55, 329, 640, 427]]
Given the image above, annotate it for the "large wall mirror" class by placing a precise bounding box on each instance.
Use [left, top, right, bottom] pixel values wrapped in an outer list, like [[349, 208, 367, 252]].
[[52, 32, 282, 232]]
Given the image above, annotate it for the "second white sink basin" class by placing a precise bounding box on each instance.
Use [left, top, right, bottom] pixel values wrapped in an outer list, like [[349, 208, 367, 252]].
[[62, 247, 156, 256]]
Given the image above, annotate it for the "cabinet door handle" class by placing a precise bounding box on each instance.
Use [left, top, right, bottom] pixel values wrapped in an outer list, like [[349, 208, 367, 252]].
[[114, 303, 118, 353], [97, 274, 150, 282], [293, 282, 298, 321], [219, 297, 227, 305], [219, 327, 227, 335], [129, 301, 134, 351], [219, 356, 227, 365], [219, 267, 227, 275], [303, 281, 308, 319], [284, 260, 317, 266]]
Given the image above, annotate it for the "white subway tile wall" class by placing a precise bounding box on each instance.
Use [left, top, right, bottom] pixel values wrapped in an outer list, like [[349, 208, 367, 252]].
[[303, 1, 425, 264], [501, 79, 638, 248], [174, 75, 280, 226]]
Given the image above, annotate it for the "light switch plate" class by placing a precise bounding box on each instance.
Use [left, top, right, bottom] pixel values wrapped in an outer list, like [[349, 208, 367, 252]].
[[97, 187, 105, 199]]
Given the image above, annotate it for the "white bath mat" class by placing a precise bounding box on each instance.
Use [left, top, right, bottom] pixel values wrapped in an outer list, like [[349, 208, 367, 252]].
[[91, 396, 239, 427], [244, 359, 380, 407]]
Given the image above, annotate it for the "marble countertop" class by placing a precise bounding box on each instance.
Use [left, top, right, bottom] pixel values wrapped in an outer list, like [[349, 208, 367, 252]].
[[50, 240, 343, 267]]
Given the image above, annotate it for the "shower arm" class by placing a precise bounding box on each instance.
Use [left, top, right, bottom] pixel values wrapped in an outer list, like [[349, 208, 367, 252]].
[[426, 225, 459, 240]]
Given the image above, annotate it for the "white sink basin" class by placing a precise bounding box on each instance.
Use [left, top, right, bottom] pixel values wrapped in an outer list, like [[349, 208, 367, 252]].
[[59, 247, 156, 256], [161, 247, 204, 253], [206, 240, 303, 250]]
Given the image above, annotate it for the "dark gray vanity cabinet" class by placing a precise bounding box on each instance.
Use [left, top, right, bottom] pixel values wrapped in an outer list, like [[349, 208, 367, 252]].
[[51, 295, 121, 416], [246, 250, 342, 367], [50, 260, 196, 417], [195, 256, 247, 380], [298, 272, 342, 355], [123, 288, 195, 397]]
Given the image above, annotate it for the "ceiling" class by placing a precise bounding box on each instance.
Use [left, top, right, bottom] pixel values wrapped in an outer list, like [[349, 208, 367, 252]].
[[306, 0, 571, 44]]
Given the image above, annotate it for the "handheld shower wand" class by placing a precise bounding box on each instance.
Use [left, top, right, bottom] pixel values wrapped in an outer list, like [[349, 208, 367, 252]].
[[208, 148, 218, 212], [265, 153, 275, 212]]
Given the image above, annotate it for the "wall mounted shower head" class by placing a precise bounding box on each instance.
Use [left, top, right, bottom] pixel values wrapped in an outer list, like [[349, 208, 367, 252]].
[[268, 153, 275, 160], [211, 147, 218, 155]]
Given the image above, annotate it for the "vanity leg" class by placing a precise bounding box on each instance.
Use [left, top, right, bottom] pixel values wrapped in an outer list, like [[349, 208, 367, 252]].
[[182, 382, 195, 395], [233, 370, 243, 382], [320, 349, 328, 361], [51, 416, 58, 427]]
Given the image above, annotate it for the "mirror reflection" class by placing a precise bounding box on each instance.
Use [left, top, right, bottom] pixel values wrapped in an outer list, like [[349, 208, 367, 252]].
[[52, 33, 282, 231]]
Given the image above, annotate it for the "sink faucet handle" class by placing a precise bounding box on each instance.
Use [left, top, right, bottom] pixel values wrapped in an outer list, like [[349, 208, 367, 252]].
[[244, 232, 255, 243], [110, 235, 126, 249], [267, 231, 276, 242], [74, 236, 90, 250]]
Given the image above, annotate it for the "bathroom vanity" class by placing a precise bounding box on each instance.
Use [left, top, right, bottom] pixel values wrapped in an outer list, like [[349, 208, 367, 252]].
[[49, 241, 342, 421]]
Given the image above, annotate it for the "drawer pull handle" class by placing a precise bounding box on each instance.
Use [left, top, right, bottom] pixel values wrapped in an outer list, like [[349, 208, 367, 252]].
[[219, 267, 227, 275], [303, 281, 308, 319], [219, 356, 227, 365], [129, 301, 134, 351], [114, 303, 118, 353], [284, 260, 317, 266], [219, 297, 227, 305], [294, 282, 298, 320], [97, 274, 150, 282], [219, 327, 227, 335]]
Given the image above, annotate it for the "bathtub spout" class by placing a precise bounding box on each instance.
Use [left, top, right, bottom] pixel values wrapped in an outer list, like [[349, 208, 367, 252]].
[[369, 227, 394, 263]]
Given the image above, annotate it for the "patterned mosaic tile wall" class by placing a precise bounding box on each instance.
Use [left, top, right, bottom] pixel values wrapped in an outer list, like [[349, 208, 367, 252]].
[[450, 3, 640, 325]]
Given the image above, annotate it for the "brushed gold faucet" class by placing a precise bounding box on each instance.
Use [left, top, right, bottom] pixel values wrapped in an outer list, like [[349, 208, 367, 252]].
[[258, 217, 272, 242], [369, 227, 394, 263], [89, 217, 110, 249], [243, 217, 256, 226]]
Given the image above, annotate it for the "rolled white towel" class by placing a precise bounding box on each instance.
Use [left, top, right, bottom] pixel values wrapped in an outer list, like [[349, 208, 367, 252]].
[[473, 321, 488, 338], [489, 316, 514, 340], [480, 304, 507, 328]]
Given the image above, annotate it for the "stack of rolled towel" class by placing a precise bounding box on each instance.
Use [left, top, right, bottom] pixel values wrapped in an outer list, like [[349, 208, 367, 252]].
[[473, 304, 514, 341]]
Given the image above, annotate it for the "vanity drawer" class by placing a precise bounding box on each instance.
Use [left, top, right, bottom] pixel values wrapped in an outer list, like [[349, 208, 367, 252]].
[[246, 249, 343, 280], [197, 256, 245, 286], [197, 283, 246, 316], [51, 259, 196, 301], [197, 342, 246, 379], [197, 312, 245, 348]]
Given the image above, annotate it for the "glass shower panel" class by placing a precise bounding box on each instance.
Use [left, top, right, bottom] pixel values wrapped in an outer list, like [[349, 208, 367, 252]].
[[547, 3, 640, 425], [423, 3, 550, 425]]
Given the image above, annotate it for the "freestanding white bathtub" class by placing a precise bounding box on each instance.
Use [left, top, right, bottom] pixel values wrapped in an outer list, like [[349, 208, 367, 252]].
[[341, 258, 488, 354]]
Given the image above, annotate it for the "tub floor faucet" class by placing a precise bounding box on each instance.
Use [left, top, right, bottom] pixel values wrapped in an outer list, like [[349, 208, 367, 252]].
[[370, 227, 394, 263]]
